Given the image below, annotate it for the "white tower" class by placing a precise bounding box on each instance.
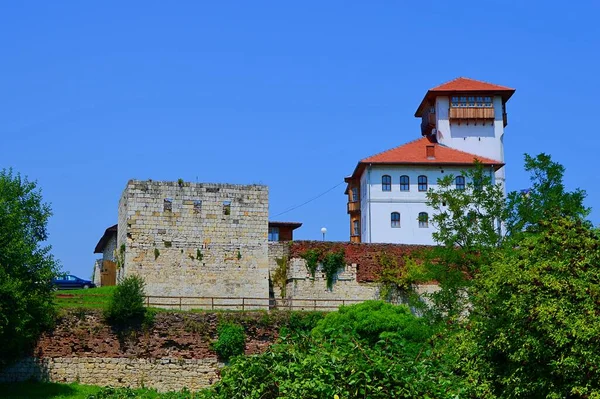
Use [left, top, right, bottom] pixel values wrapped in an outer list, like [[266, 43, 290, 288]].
[[414, 77, 515, 192]]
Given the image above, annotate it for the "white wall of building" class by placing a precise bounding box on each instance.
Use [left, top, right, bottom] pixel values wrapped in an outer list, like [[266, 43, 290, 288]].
[[360, 165, 492, 245], [435, 95, 506, 192]]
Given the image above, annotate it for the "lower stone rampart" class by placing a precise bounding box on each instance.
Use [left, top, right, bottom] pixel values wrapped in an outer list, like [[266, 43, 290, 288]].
[[0, 357, 220, 392]]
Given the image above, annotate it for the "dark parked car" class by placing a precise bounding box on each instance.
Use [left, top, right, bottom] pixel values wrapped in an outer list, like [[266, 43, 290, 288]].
[[52, 275, 96, 290]]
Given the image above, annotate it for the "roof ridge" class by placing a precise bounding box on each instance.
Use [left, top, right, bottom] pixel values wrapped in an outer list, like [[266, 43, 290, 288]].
[[360, 137, 426, 162]]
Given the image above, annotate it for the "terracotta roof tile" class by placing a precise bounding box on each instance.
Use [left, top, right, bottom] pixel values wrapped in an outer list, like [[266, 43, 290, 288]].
[[361, 137, 501, 165], [429, 77, 514, 92], [415, 77, 515, 117], [348, 137, 503, 180]]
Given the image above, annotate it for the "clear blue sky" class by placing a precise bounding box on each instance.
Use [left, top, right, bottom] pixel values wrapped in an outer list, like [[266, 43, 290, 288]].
[[1, 1, 599, 278]]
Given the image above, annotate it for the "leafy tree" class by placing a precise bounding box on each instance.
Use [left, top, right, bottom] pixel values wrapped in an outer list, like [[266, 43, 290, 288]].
[[104, 275, 146, 325], [0, 169, 58, 367], [456, 217, 600, 398], [505, 153, 590, 238], [426, 162, 506, 272]]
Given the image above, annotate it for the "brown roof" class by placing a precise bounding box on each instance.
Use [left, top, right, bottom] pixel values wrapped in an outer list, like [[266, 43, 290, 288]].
[[269, 221, 302, 230], [415, 77, 515, 116], [347, 136, 503, 180], [94, 224, 117, 254]]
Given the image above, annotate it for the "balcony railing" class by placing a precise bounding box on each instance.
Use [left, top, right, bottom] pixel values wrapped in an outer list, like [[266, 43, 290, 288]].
[[449, 107, 495, 120], [347, 201, 360, 213]]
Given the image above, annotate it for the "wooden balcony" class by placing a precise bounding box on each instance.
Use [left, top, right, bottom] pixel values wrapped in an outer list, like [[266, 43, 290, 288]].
[[449, 107, 495, 120], [420, 112, 436, 135], [347, 201, 360, 214]]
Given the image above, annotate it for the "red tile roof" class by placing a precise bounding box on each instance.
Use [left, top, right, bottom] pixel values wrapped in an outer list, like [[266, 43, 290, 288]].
[[429, 77, 515, 92], [415, 77, 515, 117], [346, 137, 503, 180]]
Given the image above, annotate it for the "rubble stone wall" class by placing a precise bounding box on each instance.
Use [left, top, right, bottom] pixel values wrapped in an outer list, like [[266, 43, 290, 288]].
[[117, 180, 269, 305]]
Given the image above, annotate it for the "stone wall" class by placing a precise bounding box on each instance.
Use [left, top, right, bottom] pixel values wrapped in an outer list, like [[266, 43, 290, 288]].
[[0, 310, 292, 391], [0, 357, 220, 392], [117, 180, 269, 305], [268, 241, 437, 310]]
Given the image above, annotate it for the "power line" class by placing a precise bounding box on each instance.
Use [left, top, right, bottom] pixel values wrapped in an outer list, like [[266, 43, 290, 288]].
[[273, 181, 345, 218]]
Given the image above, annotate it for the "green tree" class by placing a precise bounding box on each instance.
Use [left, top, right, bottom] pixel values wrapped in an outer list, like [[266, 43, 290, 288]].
[[104, 275, 146, 325], [505, 153, 590, 238], [0, 169, 58, 368], [457, 217, 600, 398]]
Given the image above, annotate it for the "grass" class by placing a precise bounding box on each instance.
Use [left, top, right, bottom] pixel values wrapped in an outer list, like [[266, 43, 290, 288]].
[[54, 286, 116, 309], [0, 381, 101, 398], [0, 382, 201, 399]]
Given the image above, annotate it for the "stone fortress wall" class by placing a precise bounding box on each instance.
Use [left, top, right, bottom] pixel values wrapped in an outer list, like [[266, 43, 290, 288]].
[[117, 180, 269, 305]]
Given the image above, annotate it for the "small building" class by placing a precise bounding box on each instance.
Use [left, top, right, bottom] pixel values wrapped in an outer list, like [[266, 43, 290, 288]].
[[92, 224, 118, 286], [268, 221, 302, 242], [345, 77, 513, 245]]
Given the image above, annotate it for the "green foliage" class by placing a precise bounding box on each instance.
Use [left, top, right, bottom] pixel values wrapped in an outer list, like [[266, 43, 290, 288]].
[[426, 162, 506, 269], [104, 275, 147, 325], [505, 153, 590, 239], [300, 249, 320, 278], [212, 321, 246, 361], [205, 301, 463, 399], [272, 257, 288, 298], [154, 247, 160, 260], [454, 217, 600, 398], [196, 248, 203, 262], [0, 169, 59, 369], [177, 178, 184, 187], [236, 250, 242, 260], [0, 381, 102, 398], [321, 250, 345, 290]]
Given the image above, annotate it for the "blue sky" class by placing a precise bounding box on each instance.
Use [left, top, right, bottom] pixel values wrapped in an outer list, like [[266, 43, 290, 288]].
[[1, 1, 599, 278]]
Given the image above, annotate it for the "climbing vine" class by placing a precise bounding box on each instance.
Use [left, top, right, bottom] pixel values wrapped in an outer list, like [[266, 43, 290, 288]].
[[321, 251, 345, 290], [272, 257, 289, 298], [300, 249, 321, 278]]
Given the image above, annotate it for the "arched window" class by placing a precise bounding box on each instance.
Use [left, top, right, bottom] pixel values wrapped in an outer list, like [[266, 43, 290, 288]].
[[418, 175, 428, 192], [382, 175, 391, 191], [391, 212, 400, 228], [455, 176, 465, 190], [418, 212, 429, 228], [400, 175, 410, 191]]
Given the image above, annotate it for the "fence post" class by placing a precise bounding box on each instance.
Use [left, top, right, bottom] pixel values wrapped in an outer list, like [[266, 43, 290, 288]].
[[211, 297, 214, 311], [146, 296, 150, 307], [179, 297, 182, 311], [314, 299, 317, 311], [242, 298, 245, 312]]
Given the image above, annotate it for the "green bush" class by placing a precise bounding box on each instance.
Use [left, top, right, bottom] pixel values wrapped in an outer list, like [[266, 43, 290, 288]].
[[104, 275, 146, 325], [212, 321, 246, 361]]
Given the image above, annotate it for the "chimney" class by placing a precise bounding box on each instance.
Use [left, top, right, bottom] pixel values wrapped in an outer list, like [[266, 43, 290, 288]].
[[426, 145, 435, 159]]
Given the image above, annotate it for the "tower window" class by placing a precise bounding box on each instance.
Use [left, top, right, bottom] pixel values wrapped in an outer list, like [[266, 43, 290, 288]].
[[455, 176, 465, 190], [352, 220, 360, 236], [223, 201, 231, 215], [382, 175, 391, 192], [400, 175, 410, 191], [193, 200, 202, 213], [451, 95, 493, 108], [418, 175, 428, 192], [351, 187, 358, 202], [163, 198, 173, 212], [418, 212, 429, 228], [391, 212, 400, 228]]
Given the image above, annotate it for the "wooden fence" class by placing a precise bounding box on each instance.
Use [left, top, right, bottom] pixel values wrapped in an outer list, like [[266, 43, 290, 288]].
[[54, 293, 364, 311]]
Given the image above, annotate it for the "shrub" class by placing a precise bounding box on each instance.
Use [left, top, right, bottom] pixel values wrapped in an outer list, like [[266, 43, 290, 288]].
[[212, 322, 245, 361], [104, 275, 146, 325]]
